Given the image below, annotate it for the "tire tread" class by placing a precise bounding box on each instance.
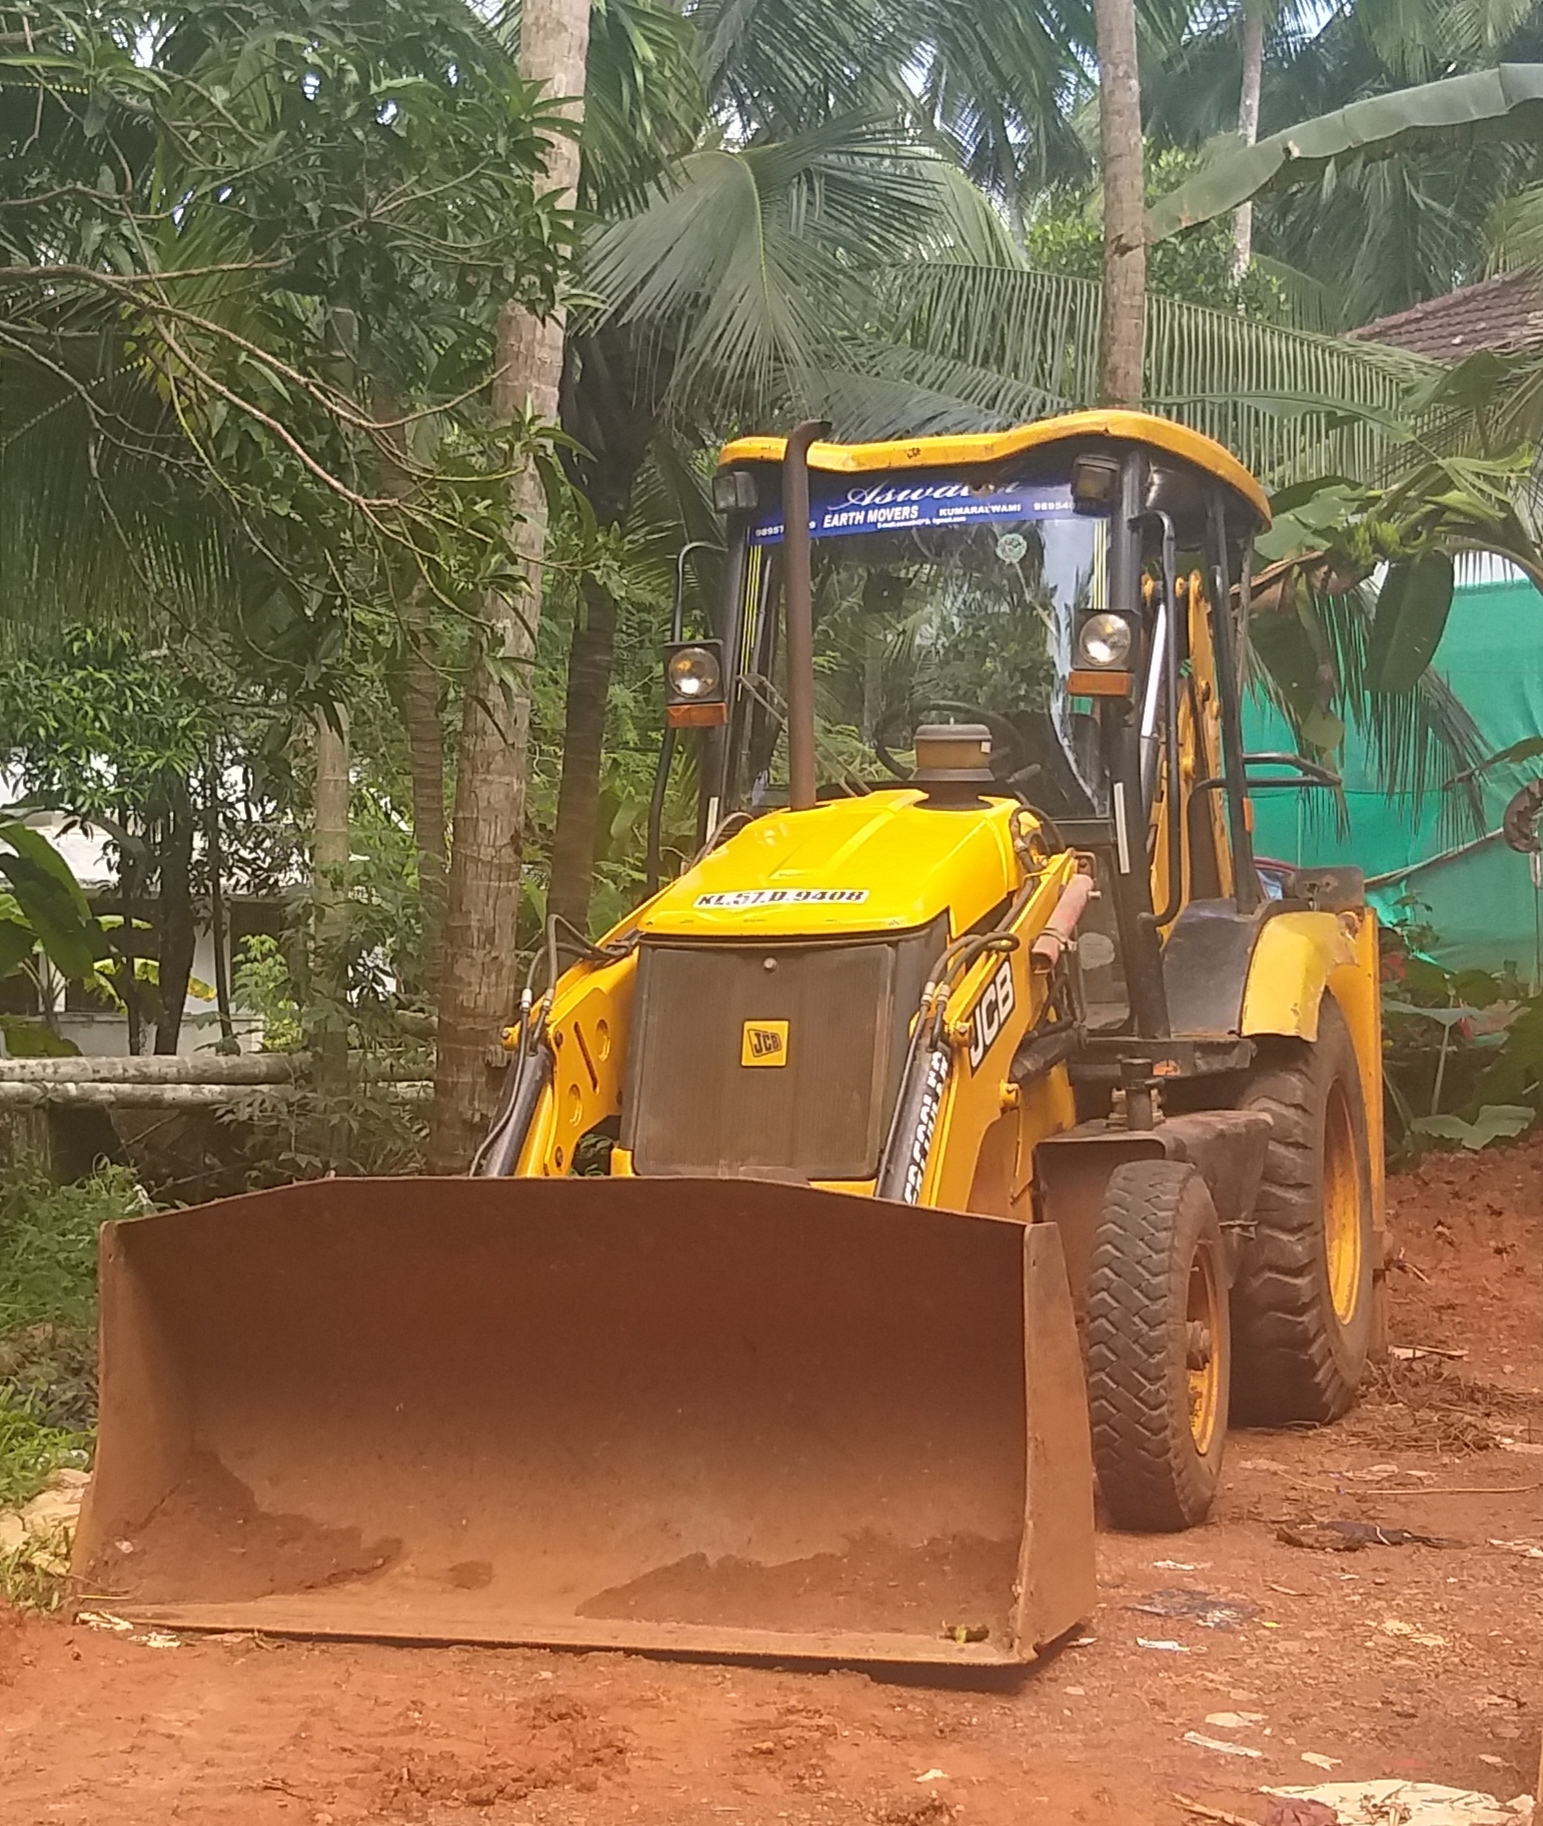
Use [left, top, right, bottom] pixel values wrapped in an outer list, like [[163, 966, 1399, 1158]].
[[1086, 1160, 1227, 1532], [1231, 1003, 1372, 1424]]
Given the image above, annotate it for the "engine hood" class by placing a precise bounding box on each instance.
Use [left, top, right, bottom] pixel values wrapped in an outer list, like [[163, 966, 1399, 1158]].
[[633, 791, 1028, 941]]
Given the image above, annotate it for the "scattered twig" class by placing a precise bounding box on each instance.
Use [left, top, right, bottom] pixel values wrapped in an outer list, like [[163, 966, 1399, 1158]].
[[1173, 1796, 1259, 1826], [1370, 1480, 1543, 1496], [1392, 1257, 1432, 1284], [258, 1777, 312, 1800]]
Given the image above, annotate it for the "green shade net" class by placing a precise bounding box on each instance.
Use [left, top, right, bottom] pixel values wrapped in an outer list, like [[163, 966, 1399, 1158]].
[[1243, 576, 1543, 981]]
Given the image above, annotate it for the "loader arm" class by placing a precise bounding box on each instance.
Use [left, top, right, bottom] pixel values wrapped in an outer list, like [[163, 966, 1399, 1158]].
[[512, 950, 637, 1177], [906, 851, 1083, 1217]]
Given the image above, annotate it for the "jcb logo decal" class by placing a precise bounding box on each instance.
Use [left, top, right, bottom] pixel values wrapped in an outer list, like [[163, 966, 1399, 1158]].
[[967, 959, 1016, 1072], [741, 1020, 789, 1067]]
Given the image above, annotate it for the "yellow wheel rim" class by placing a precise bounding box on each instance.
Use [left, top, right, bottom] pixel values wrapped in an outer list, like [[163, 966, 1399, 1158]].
[[1186, 1246, 1223, 1455], [1323, 1082, 1364, 1326]]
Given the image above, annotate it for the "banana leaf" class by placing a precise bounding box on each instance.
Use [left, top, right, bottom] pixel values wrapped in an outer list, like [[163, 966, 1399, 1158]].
[[1149, 64, 1543, 242], [0, 823, 111, 983], [1367, 552, 1456, 694]]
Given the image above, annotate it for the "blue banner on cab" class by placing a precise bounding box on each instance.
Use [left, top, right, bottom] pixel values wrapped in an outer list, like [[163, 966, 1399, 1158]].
[[750, 477, 1078, 544]]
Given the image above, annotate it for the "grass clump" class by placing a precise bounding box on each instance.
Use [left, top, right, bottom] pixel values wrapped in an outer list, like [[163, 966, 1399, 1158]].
[[0, 1525, 75, 1611], [0, 1161, 143, 1337], [0, 1162, 145, 1520], [0, 1405, 89, 1510]]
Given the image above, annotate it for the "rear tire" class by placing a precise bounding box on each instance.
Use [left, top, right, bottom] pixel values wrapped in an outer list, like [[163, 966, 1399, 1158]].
[[1086, 1160, 1230, 1532], [1232, 997, 1374, 1424]]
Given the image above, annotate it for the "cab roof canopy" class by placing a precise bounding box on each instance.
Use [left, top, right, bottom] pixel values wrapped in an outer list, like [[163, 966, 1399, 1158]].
[[718, 409, 1271, 532]]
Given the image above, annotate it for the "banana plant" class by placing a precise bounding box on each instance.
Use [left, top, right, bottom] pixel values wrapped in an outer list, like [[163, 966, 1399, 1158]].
[[0, 822, 110, 990], [1250, 426, 1543, 708]]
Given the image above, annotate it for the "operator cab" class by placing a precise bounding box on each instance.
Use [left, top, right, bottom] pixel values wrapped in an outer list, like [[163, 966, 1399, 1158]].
[[648, 414, 1313, 1066]]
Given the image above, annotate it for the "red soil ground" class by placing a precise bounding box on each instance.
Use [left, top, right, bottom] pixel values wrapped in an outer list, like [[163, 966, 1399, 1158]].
[[3, 1139, 1540, 1825]]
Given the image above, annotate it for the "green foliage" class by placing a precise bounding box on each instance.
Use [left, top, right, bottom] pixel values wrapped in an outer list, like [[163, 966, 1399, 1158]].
[[1149, 66, 1543, 246], [233, 936, 304, 1053], [0, 1163, 143, 1339], [0, 630, 234, 817], [1380, 922, 1543, 1156], [1024, 150, 1296, 321], [587, 114, 1015, 422], [1367, 552, 1456, 693], [2, 0, 571, 693], [1244, 427, 1543, 829], [1409, 1103, 1534, 1149], [0, 1163, 141, 1527], [858, 260, 1428, 485], [0, 1523, 77, 1610], [0, 1020, 77, 1059], [0, 1408, 90, 1513], [229, 1083, 429, 1182]]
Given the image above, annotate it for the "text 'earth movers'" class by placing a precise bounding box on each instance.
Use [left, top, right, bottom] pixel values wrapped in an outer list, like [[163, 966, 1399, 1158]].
[[77, 412, 1386, 1667]]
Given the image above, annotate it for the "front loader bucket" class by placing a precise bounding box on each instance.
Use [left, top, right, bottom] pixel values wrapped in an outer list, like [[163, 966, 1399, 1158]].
[[74, 1177, 1095, 1666]]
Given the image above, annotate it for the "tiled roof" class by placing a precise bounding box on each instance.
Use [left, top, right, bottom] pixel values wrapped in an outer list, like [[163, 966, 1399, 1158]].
[[1351, 271, 1543, 361]]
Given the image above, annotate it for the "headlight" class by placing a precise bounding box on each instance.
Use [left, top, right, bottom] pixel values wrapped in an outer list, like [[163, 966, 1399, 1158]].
[[1076, 612, 1133, 669], [665, 644, 722, 700]]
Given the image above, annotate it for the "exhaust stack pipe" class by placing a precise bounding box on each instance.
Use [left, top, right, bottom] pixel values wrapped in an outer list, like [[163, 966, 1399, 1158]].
[[782, 420, 829, 812]]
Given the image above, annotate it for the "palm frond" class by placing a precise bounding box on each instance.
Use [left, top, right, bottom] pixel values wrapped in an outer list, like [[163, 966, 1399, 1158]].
[[1247, 256, 1339, 333], [579, 0, 706, 215], [1317, 585, 1490, 841], [880, 261, 1437, 484], [794, 341, 1069, 441], [584, 116, 1012, 417], [686, 0, 904, 129], [0, 339, 243, 644]]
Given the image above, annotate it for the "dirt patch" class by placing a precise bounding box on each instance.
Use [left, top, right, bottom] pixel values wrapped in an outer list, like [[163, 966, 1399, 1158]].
[[377, 1692, 630, 1814], [89, 1452, 401, 1602], [737, 1700, 840, 1790], [870, 1798, 956, 1826], [578, 1531, 1018, 1641], [0, 1601, 23, 1686], [1385, 1135, 1543, 1389]]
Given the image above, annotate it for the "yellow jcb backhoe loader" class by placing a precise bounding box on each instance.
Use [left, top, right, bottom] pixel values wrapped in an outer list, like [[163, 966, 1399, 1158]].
[[75, 411, 1386, 1669]]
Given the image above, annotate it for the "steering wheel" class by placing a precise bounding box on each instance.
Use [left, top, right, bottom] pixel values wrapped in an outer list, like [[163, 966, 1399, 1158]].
[[873, 700, 1033, 786]]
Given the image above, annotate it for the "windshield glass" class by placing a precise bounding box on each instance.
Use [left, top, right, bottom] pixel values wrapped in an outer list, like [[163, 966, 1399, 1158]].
[[748, 470, 1110, 814]]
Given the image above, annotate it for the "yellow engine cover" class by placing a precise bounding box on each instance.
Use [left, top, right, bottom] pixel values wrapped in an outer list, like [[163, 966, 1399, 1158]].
[[636, 789, 1025, 943]]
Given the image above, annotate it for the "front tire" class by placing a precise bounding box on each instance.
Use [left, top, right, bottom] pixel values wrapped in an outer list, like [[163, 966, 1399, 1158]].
[[1232, 997, 1375, 1424], [1086, 1160, 1230, 1532]]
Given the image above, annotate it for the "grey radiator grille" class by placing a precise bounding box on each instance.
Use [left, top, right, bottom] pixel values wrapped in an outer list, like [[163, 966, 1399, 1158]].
[[622, 928, 941, 1181]]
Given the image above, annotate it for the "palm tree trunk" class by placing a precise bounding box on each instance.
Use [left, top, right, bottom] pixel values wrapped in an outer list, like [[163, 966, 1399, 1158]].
[[399, 618, 447, 981], [1092, 0, 1147, 407], [1233, 5, 1265, 276], [204, 758, 236, 1050], [312, 708, 351, 1095], [374, 386, 448, 992], [430, 0, 592, 1172], [152, 776, 197, 1055], [547, 573, 619, 933], [546, 349, 654, 936], [117, 805, 146, 1057]]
